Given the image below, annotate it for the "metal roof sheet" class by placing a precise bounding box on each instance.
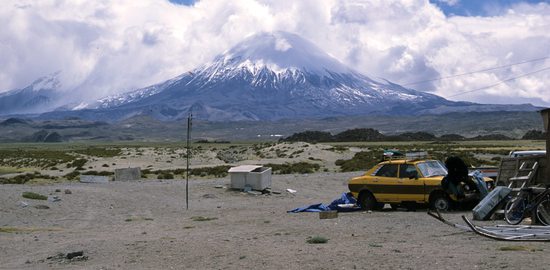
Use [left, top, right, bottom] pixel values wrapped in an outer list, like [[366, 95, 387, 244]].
[[228, 165, 263, 173]]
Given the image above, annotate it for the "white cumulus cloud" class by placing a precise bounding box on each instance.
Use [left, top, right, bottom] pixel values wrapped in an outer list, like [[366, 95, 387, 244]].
[[0, 0, 549, 107]]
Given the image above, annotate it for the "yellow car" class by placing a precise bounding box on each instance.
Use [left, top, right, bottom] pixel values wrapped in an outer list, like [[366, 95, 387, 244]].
[[348, 158, 494, 211]]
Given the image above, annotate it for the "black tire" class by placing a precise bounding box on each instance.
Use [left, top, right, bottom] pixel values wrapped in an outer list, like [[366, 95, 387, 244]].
[[504, 197, 525, 225], [359, 192, 376, 211], [430, 193, 451, 212], [536, 197, 550, 226]]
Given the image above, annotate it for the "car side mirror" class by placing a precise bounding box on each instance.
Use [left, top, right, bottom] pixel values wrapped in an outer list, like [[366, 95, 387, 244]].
[[408, 171, 418, 179]]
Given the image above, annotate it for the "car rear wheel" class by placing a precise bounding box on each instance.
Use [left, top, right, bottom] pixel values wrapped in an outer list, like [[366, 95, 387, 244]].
[[430, 193, 451, 212], [359, 192, 377, 211]]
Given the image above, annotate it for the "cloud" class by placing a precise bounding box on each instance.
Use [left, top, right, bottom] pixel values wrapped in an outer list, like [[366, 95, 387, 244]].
[[0, 0, 549, 106]]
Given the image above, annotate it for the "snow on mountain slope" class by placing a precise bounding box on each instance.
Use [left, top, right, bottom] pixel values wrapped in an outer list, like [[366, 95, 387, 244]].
[[0, 72, 65, 115], [39, 31, 538, 121]]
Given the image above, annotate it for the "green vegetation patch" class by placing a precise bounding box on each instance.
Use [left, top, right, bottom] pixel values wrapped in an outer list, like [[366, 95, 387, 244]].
[[73, 147, 122, 157], [0, 149, 74, 168], [1, 172, 57, 184], [498, 246, 543, 252], [82, 170, 113, 176], [191, 216, 217, 222], [0, 167, 21, 175], [306, 236, 328, 244], [67, 158, 87, 169], [0, 227, 62, 233], [335, 151, 383, 172], [125, 216, 154, 222], [264, 162, 320, 174], [147, 166, 231, 178], [64, 170, 80, 181], [189, 166, 231, 177], [22, 191, 48, 200]]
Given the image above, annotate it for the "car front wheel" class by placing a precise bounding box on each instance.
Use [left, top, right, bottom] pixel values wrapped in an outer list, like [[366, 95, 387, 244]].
[[359, 192, 377, 211], [430, 193, 451, 212]]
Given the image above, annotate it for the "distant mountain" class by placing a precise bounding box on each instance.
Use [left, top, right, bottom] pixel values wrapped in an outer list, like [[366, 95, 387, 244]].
[[0, 72, 66, 115], [8, 31, 540, 121]]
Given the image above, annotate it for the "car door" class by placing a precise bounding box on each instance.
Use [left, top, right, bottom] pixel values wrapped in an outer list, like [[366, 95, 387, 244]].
[[398, 163, 425, 203], [369, 163, 399, 203]]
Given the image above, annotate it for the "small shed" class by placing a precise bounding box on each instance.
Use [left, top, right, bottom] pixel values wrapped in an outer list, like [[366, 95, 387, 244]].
[[228, 165, 272, 190], [114, 167, 141, 181]]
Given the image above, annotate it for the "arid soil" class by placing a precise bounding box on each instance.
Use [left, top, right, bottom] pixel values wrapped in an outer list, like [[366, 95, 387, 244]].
[[2, 170, 550, 270]]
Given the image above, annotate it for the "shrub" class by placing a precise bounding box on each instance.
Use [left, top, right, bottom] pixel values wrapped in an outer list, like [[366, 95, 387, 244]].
[[335, 151, 383, 172], [158, 172, 174, 179], [264, 162, 320, 174], [67, 159, 87, 168], [22, 192, 48, 200], [306, 236, 328, 244], [82, 171, 113, 176], [281, 131, 333, 143], [64, 171, 80, 180], [189, 166, 231, 177], [191, 216, 217, 222]]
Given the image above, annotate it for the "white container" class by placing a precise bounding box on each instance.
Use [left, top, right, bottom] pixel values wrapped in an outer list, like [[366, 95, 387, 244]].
[[228, 165, 272, 190]]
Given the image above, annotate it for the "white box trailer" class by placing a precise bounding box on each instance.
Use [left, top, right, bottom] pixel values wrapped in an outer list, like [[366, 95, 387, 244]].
[[228, 165, 272, 190]]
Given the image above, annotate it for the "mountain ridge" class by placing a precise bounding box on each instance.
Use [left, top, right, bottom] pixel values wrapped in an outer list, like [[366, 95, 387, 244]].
[[0, 31, 541, 121]]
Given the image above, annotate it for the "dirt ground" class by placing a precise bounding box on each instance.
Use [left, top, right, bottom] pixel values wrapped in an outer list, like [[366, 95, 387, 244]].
[[1, 171, 550, 270]]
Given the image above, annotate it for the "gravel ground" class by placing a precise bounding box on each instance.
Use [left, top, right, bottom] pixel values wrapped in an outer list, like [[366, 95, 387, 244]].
[[1, 172, 550, 270]]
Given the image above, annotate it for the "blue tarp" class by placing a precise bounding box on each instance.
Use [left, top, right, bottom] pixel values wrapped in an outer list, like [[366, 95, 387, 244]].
[[288, 192, 360, 213], [471, 170, 489, 199]]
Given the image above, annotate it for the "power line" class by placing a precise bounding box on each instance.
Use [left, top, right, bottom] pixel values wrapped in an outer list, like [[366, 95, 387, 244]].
[[446, 65, 550, 98], [403, 56, 550, 86]]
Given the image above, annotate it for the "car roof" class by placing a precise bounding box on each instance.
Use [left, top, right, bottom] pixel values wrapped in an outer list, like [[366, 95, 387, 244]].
[[509, 150, 546, 157], [379, 159, 439, 165]]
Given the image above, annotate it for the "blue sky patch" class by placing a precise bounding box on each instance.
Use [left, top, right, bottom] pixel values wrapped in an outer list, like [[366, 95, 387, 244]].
[[430, 0, 548, 16], [169, 0, 196, 6]]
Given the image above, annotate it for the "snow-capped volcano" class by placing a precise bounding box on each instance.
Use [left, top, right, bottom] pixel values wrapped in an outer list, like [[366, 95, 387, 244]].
[[81, 31, 464, 121], [32, 31, 538, 121], [0, 72, 66, 115]]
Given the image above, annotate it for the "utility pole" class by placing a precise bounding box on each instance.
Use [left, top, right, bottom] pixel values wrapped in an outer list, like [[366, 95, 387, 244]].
[[541, 108, 550, 182], [186, 113, 192, 210]]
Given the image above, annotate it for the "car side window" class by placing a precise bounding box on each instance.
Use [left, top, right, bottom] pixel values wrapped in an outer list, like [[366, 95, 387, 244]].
[[399, 164, 418, 178], [375, 164, 398, 177]]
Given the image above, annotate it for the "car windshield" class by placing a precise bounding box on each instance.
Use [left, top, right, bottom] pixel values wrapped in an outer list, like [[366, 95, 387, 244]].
[[417, 161, 447, 177]]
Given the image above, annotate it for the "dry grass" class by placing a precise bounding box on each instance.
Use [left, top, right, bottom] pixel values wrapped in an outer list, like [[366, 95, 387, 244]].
[[498, 245, 543, 252], [124, 216, 154, 222], [0, 227, 63, 233], [191, 216, 217, 222]]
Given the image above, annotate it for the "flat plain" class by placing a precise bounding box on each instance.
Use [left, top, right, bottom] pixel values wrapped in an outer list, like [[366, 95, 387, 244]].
[[1, 140, 549, 269]]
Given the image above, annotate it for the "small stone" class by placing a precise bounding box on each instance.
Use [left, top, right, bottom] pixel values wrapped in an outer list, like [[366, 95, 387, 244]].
[[34, 205, 50, 209], [64, 189, 72, 194], [66, 251, 84, 260], [55, 189, 61, 192]]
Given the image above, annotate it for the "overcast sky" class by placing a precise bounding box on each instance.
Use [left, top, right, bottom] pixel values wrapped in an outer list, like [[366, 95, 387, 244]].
[[1, 0, 549, 106]]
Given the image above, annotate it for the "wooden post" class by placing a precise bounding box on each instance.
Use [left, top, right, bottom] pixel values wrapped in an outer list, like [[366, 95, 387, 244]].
[[541, 108, 550, 182], [186, 113, 192, 210]]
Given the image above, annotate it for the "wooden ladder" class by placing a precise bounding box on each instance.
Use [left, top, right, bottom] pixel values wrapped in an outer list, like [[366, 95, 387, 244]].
[[508, 161, 539, 192]]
